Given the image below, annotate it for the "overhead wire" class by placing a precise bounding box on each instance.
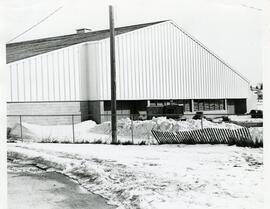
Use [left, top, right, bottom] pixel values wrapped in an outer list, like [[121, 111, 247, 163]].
[[7, 6, 63, 43]]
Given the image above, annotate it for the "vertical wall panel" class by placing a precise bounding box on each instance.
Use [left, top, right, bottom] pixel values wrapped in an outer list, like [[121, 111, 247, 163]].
[[7, 44, 83, 102], [87, 43, 97, 100], [74, 46, 80, 100], [47, 54, 54, 100], [115, 37, 121, 99], [179, 30, 185, 99], [141, 29, 148, 98], [42, 56, 49, 100], [23, 61, 31, 101], [17, 63, 24, 101], [8, 65, 12, 101], [58, 51, 64, 100]]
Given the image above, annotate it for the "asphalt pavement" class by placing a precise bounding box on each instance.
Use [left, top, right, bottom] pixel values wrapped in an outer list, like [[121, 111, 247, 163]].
[[7, 160, 116, 209]]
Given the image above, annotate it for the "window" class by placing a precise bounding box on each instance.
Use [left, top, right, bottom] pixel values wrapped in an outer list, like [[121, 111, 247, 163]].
[[194, 99, 225, 111], [184, 100, 191, 112]]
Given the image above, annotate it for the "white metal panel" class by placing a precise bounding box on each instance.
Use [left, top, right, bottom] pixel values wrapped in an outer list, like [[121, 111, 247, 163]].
[[74, 46, 80, 99], [47, 54, 54, 100], [42, 56, 49, 101], [53, 51, 60, 100], [85, 42, 101, 100], [36, 57, 44, 100], [93, 21, 249, 100], [23, 60, 31, 101], [7, 44, 83, 102], [17, 62, 24, 101], [8, 65, 12, 101]]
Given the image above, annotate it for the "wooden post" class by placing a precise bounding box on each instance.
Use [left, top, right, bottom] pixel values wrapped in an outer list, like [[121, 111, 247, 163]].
[[109, 5, 117, 144], [131, 114, 134, 144], [19, 115, 23, 142], [72, 115, 75, 143], [201, 116, 204, 142]]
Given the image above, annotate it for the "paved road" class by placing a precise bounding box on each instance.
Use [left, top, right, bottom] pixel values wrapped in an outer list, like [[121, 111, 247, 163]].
[[8, 161, 116, 209]]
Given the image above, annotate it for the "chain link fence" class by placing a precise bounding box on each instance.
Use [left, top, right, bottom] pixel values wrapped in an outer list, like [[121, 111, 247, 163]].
[[7, 113, 263, 146]]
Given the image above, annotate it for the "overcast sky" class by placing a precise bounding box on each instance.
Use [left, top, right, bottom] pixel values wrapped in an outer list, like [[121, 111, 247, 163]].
[[1, 0, 263, 84]]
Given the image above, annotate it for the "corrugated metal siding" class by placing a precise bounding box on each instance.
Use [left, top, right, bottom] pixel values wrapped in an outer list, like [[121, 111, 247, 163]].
[[94, 21, 249, 100], [7, 21, 249, 102], [7, 44, 81, 102], [86, 42, 101, 100]]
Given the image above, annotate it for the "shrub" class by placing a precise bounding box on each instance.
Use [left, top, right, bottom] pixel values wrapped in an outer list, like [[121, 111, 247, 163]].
[[139, 141, 146, 145], [121, 141, 134, 145], [91, 139, 103, 144], [61, 141, 72, 144]]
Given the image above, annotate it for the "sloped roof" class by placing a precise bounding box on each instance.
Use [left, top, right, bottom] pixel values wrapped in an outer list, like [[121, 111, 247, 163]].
[[6, 20, 168, 63]]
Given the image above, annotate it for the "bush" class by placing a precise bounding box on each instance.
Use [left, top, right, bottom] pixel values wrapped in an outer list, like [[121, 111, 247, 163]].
[[139, 141, 146, 145], [91, 139, 103, 144], [121, 141, 134, 145]]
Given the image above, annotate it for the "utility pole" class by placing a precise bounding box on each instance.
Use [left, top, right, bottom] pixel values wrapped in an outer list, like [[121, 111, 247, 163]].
[[109, 5, 117, 144]]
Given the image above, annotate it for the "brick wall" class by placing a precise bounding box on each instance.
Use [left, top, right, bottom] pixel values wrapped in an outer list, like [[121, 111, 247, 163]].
[[7, 102, 89, 127]]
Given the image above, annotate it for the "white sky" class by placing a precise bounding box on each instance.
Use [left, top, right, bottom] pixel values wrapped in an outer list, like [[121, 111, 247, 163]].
[[1, 0, 263, 84]]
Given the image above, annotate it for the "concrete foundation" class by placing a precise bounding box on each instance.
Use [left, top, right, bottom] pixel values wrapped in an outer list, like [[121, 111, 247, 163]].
[[7, 99, 248, 128], [7, 102, 89, 128]]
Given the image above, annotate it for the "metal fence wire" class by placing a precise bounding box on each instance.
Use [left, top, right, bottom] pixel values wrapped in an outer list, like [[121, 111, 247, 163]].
[[7, 113, 263, 147]]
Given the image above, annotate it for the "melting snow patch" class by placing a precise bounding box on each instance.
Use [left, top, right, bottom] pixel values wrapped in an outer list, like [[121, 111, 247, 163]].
[[8, 143, 263, 209]]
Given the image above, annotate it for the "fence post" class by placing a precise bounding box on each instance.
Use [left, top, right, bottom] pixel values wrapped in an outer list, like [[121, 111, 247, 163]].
[[72, 115, 75, 143], [201, 117, 204, 142], [131, 114, 134, 144], [19, 115, 23, 142]]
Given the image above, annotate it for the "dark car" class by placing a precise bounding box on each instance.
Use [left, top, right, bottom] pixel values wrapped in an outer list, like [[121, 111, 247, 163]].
[[163, 104, 184, 119], [250, 109, 263, 118], [193, 111, 205, 120]]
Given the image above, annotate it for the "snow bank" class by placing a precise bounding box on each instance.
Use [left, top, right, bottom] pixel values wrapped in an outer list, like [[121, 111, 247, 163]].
[[90, 118, 157, 144], [249, 127, 263, 143], [8, 143, 263, 209], [151, 117, 242, 131], [91, 117, 242, 136], [229, 115, 263, 123], [10, 120, 97, 142]]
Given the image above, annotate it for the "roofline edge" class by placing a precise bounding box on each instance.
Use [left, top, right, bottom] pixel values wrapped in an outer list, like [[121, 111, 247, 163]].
[[168, 20, 250, 84]]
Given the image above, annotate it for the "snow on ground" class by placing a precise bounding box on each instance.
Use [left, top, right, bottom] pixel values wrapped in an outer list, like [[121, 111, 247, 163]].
[[256, 101, 263, 111], [10, 117, 248, 144], [10, 120, 98, 142], [249, 127, 263, 142], [92, 117, 242, 134], [229, 115, 263, 123], [8, 143, 263, 209]]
